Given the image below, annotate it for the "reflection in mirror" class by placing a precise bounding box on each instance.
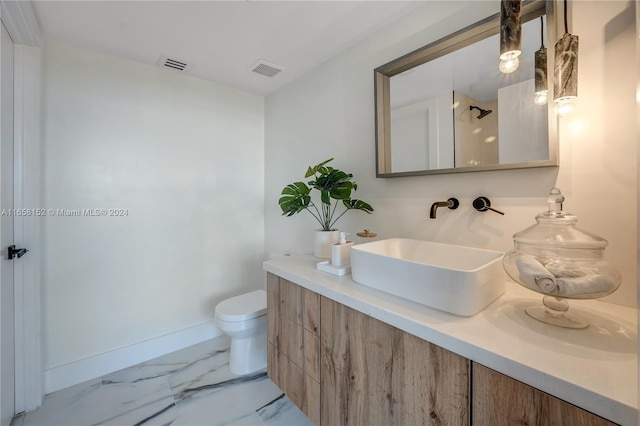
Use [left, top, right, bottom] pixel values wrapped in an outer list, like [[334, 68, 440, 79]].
[[375, 0, 557, 177]]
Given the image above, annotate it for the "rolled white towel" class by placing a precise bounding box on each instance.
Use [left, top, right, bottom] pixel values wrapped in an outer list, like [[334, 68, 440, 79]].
[[557, 274, 617, 297], [544, 258, 597, 278], [515, 255, 558, 294]]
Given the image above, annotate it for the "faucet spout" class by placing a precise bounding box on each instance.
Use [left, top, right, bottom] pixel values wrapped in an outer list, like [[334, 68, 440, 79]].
[[429, 198, 459, 219], [430, 201, 450, 219]]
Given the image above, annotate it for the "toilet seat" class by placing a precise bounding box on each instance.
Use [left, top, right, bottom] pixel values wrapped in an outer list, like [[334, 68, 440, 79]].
[[215, 289, 266, 322]]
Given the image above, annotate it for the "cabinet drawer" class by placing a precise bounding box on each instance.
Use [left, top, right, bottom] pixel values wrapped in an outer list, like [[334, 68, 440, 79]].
[[268, 341, 320, 425], [267, 274, 321, 425], [472, 363, 616, 426]]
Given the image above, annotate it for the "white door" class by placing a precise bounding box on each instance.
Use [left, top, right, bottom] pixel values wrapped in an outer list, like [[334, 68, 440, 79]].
[[0, 20, 15, 426]]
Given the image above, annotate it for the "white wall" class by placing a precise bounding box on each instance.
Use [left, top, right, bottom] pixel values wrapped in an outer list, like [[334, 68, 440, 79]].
[[265, 1, 637, 308], [42, 40, 265, 391]]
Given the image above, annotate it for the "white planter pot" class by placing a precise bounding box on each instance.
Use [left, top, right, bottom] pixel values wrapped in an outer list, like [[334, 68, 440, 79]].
[[314, 230, 340, 258]]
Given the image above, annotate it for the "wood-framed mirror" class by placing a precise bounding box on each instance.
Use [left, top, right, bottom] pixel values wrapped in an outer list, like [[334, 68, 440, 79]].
[[375, 0, 558, 177]]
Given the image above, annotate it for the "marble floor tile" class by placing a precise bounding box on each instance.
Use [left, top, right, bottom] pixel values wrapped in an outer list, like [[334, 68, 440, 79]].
[[104, 339, 231, 386], [22, 377, 177, 426], [171, 372, 270, 425], [257, 394, 314, 426], [167, 350, 233, 400], [16, 335, 313, 426], [218, 412, 266, 426]]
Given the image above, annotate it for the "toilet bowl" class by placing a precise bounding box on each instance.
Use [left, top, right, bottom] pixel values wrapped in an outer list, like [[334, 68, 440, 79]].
[[214, 289, 267, 375]]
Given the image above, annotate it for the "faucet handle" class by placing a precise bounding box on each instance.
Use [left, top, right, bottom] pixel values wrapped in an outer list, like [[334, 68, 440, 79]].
[[473, 196, 505, 215]]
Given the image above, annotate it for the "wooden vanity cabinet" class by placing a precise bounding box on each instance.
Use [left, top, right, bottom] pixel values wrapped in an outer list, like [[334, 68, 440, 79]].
[[471, 363, 616, 426], [267, 273, 618, 426], [320, 296, 470, 426], [267, 273, 320, 425]]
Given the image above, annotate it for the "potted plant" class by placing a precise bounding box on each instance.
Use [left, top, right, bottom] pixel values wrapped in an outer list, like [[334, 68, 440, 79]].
[[279, 158, 374, 258]]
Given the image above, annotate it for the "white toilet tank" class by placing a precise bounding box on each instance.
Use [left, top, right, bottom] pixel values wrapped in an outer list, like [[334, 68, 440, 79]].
[[215, 289, 267, 322]]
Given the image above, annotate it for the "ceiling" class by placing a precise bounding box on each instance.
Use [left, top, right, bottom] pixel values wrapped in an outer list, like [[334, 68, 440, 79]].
[[31, 1, 424, 96]]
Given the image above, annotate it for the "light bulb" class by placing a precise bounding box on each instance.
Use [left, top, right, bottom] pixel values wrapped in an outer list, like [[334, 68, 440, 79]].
[[534, 90, 548, 105], [499, 52, 520, 74], [499, 57, 519, 73], [555, 97, 575, 116]]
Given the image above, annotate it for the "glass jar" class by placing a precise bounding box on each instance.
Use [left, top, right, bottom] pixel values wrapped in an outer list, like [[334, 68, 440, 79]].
[[502, 188, 621, 328]]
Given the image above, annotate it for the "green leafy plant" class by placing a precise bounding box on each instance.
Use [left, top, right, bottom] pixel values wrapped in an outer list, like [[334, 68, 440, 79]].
[[279, 158, 374, 231]]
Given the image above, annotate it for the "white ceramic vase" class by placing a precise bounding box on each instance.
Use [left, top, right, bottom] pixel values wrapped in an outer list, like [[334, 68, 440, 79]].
[[314, 230, 339, 258]]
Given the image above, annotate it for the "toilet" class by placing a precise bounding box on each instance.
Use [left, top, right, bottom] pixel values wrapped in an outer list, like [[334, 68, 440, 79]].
[[214, 289, 267, 375]]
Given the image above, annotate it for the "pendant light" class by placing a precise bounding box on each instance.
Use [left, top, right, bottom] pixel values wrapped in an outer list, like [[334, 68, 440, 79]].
[[534, 17, 548, 105], [499, 0, 522, 74], [554, 0, 579, 116]]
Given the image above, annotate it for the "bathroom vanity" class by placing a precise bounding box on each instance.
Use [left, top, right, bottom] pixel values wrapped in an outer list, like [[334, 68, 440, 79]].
[[264, 254, 637, 426]]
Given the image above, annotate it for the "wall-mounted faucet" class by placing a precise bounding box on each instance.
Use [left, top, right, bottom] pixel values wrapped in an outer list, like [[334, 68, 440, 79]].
[[429, 198, 459, 219], [473, 196, 504, 215]]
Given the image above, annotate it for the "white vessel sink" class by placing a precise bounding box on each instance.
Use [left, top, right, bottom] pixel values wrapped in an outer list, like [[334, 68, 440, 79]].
[[350, 238, 506, 316]]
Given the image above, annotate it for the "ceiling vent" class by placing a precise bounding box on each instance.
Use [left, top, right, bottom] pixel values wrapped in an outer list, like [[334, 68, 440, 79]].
[[249, 59, 285, 78], [157, 55, 192, 72]]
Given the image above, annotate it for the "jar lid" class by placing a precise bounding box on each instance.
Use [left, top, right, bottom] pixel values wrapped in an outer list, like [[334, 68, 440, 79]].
[[513, 188, 608, 249], [356, 229, 377, 238]]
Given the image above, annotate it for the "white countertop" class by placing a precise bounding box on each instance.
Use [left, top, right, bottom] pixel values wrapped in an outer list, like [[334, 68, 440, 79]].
[[264, 253, 638, 426]]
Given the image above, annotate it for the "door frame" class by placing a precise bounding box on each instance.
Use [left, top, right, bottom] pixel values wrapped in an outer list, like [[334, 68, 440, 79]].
[[0, 0, 43, 414]]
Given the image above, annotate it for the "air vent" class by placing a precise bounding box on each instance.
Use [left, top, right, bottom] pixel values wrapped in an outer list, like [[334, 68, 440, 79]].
[[157, 55, 192, 72], [249, 59, 285, 78]]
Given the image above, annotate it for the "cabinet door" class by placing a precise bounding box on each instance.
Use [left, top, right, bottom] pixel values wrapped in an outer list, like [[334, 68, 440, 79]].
[[472, 363, 616, 426], [267, 274, 320, 425], [320, 297, 469, 426]]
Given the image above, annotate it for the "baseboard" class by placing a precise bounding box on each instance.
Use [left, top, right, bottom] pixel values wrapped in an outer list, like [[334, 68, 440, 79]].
[[44, 321, 222, 394]]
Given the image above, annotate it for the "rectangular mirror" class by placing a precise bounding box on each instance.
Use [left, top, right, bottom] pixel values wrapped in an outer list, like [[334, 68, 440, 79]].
[[375, 0, 558, 177]]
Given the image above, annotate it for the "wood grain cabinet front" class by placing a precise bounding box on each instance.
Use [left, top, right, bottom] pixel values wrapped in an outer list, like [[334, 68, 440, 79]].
[[471, 363, 616, 426], [266, 273, 320, 425], [267, 273, 618, 426], [320, 296, 470, 426]]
